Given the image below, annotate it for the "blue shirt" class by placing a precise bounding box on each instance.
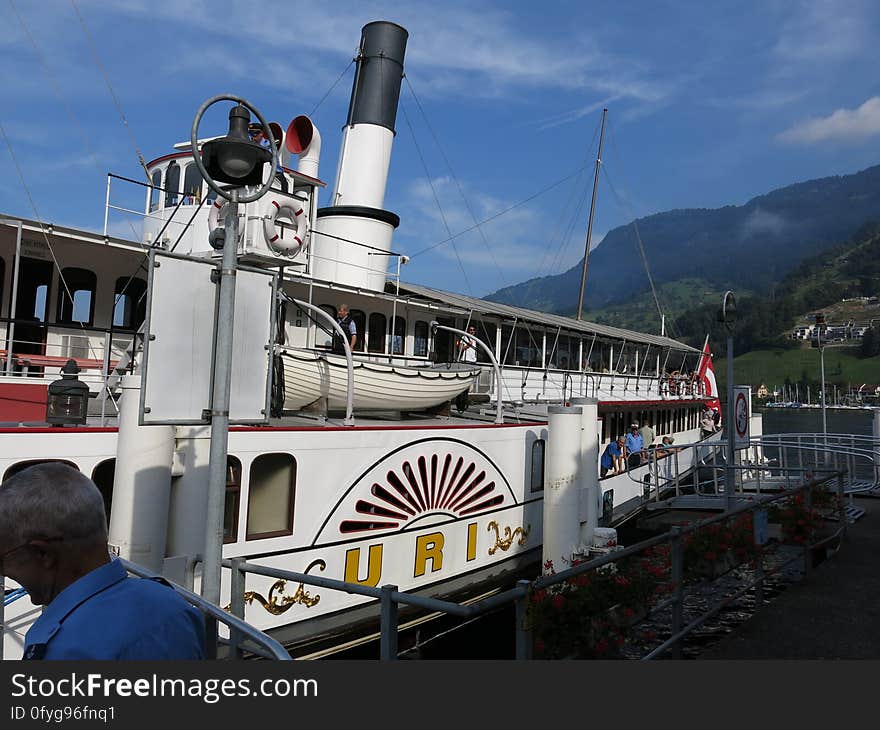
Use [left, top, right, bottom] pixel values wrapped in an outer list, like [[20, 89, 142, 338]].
[[601, 441, 622, 469], [24, 559, 205, 660], [625, 431, 644, 455]]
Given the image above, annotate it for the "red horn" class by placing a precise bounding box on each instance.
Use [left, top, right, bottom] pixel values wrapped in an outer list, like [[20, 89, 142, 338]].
[[285, 115, 314, 154]]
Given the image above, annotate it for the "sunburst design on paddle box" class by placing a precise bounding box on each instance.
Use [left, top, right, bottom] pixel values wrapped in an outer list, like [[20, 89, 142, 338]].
[[337, 449, 509, 535]]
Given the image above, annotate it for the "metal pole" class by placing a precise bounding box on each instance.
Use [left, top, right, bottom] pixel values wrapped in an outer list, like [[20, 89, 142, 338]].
[[819, 343, 828, 464], [726, 331, 735, 511], [576, 108, 607, 321], [202, 188, 239, 605], [379, 584, 399, 661], [670, 526, 683, 659], [515, 579, 532, 660], [4, 219, 22, 375]]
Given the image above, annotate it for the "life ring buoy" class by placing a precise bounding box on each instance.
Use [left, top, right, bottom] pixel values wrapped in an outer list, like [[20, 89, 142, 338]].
[[262, 199, 308, 256], [207, 199, 244, 244]]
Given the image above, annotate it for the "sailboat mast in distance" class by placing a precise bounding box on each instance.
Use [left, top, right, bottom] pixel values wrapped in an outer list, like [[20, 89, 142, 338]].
[[576, 107, 607, 322]]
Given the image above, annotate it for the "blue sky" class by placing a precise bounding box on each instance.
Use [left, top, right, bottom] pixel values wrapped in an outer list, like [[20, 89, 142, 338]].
[[2, 0, 880, 299]]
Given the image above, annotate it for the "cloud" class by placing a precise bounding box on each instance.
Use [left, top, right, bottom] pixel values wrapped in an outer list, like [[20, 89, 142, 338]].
[[777, 97, 880, 144], [740, 207, 788, 237]]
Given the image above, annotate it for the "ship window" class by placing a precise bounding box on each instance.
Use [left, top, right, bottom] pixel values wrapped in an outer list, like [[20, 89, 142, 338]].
[[530, 439, 545, 492], [56, 268, 97, 326], [182, 163, 203, 206], [91, 459, 115, 523], [113, 277, 147, 331], [224, 456, 242, 543], [150, 169, 161, 212], [414, 321, 429, 357], [368, 313, 387, 353], [350, 309, 366, 352], [165, 161, 180, 207], [3, 459, 78, 482], [316, 304, 336, 349], [246, 453, 295, 540], [391, 316, 405, 355]]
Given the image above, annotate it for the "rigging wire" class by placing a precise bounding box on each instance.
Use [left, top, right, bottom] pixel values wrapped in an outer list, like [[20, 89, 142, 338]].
[[0, 120, 122, 406], [10, 0, 154, 366], [604, 119, 676, 340], [402, 77, 508, 291], [601, 164, 674, 340], [309, 58, 356, 118], [409, 166, 589, 259], [69, 0, 150, 182], [399, 101, 474, 296]]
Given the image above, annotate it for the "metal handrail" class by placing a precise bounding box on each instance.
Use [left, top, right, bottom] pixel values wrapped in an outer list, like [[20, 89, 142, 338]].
[[221, 468, 847, 661], [119, 558, 291, 661]]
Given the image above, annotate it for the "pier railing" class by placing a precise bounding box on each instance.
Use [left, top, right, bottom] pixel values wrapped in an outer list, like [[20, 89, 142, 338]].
[[220, 468, 852, 661]]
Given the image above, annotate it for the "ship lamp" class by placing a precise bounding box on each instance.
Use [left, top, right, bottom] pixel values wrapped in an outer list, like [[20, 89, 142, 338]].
[[46, 359, 90, 426], [200, 104, 272, 186]]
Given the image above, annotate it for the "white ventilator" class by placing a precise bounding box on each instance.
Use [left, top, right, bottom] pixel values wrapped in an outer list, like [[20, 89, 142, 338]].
[[570, 397, 600, 548], [311, 21, 408, 291], [107, 375, 174, 573], [542, 406, 584, 572]]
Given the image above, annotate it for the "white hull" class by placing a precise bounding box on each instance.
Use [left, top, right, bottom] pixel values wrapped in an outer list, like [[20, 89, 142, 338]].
[[281, 350, 479, 411]]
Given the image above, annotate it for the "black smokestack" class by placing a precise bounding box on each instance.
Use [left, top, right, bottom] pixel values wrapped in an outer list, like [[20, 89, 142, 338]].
[[345, 21, 409, 132]]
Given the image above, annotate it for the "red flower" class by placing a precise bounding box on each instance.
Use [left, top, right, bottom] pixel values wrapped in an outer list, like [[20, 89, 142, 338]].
[[552, 594, 566, 609], [535, 639, 546, 655]]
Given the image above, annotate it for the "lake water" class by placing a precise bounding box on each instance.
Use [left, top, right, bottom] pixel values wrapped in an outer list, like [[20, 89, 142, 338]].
[[759, 407, 875, 438]]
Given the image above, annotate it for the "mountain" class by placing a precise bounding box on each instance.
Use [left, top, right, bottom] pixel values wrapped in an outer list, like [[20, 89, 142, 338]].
[[485, 164, 880, 325], [672, 222, 880, 353]]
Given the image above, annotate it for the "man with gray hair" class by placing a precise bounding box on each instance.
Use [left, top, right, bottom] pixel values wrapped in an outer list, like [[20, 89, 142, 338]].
[[0, 462, 205, 660]]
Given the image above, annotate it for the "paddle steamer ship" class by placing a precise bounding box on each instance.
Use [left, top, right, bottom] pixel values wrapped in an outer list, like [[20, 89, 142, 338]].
[[1, 21, 723, 657]]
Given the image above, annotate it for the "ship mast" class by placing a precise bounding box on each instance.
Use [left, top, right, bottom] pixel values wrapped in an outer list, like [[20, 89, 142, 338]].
[[576, 107, 607, 321]]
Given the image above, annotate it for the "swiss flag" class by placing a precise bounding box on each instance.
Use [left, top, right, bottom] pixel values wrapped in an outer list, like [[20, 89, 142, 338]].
[[697, 336, 722, 420]]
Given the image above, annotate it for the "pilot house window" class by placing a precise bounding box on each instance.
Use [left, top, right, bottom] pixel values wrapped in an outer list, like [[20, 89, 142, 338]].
[[113, 277, 147, 331], [246, 453, 295, 540]]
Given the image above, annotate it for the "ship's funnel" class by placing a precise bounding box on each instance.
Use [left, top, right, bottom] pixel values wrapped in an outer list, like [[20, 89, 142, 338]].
[[312, 21, 408, 291], [286, 115, 321, 179]]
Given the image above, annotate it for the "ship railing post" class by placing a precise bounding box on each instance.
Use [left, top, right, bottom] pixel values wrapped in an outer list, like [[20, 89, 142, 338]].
[[229, 557, 246, 659], [204, 615, 218, 660], [103, 174, 112, 238], [673, 448, 680, 496], [803, 486, 813, 578], [380, 584, 398, 661], [515, 579, 532, 660], [711, 446, 719, 496], [670, 526, 683, 659], [837, 473, 847, 541]]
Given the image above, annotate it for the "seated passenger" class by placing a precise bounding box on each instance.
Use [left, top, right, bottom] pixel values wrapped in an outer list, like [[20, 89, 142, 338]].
[[655, 435, 677, 457]]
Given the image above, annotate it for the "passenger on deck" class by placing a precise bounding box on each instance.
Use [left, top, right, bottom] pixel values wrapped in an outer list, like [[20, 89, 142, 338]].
[[600, 436, 626, 478], [640, 419, 656, 449], [656, 435, 677, 457], [0, 463, 205, 660], [456, 326, 478, 363], [700, 405, 716, 437], [332, 304, 357, 355], [625, 422, 645, 468]]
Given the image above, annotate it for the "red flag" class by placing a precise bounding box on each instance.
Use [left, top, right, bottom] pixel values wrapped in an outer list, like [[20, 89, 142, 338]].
[[697, 336, 721, 419]]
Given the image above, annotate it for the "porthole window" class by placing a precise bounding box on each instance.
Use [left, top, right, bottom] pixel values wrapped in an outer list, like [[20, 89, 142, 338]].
[[530, 439, 545, 492], [224, 456, 242, 543], [246, 453, 295, 540], [91, 459, 115, 523]]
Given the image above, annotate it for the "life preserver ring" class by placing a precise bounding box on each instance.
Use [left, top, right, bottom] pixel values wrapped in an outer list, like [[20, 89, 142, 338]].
[[206, 199, 244, 243], [262, 199, 308, 256]]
